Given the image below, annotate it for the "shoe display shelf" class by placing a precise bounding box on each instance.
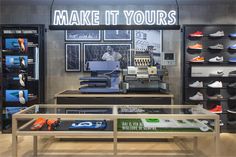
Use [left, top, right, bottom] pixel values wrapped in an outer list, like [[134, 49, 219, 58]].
[[12, 104, 220, 157], [0, 25, 45, 133], [183, 25, 236, 133]]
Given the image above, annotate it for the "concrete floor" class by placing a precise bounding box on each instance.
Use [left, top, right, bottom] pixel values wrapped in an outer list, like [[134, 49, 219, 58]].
[[1, 133, 236, 157]]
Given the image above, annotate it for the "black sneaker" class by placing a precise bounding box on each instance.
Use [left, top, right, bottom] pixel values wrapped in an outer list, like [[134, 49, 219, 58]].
[[228, 82, 236, 88], [229, 70, 236, 77]]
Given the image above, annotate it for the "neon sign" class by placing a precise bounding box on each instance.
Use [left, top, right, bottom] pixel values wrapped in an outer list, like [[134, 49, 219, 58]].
[[53, 10, 177, 26]]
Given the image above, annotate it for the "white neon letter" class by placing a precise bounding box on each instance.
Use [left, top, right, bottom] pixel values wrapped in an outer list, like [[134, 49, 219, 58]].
[[53, 10, 68, 25], [157, 10, 167, 25], [123, 10, 134, 25], [80, 11, 91, 25], [92, 11, 100, 25], [110, 10, 119, 25], [133, 11, 145, 25], [69, 10, 80, 25], [105, 11, 110, 25], [168, 10, 176, 25], [145, 10, 156, 25]]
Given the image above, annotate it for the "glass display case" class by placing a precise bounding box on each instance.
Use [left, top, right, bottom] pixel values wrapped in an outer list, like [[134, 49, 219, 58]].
[[12, 104, 220, 157]]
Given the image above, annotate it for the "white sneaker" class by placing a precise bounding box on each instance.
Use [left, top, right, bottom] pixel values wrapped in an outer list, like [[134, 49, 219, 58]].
[[209, 31, 224, 37], [19, 74, 25, 87], [189, 92, 204, 100], [19, 90, 26, 104], [189, 81, 203, 88], [209, 56, 223, 62], [208, 81, 223, 88]]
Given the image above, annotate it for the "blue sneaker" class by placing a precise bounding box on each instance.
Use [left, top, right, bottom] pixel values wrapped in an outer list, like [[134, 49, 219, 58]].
[[229, 57, 236, 62], [229, 33, 236, 38], [229, 44, 236, 49]]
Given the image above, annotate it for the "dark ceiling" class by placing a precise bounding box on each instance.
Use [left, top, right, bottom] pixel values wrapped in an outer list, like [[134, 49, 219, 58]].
[[1, 0, 236, 5]]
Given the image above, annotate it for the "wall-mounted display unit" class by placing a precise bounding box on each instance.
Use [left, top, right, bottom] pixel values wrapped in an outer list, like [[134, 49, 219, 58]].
[[182, 25, 236, 133], [0, 24, 45, 133]]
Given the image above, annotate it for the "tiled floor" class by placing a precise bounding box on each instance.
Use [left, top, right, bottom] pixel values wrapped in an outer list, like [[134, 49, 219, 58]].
[[1, 133, 236, 157]]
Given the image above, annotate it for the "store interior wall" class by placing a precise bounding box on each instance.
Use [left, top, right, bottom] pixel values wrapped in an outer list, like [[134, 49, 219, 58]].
[[0, 2, 236, 104]]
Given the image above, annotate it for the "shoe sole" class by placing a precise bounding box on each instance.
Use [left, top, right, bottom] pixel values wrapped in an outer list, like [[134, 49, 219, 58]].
[[191, 61, 204, 62], [188, 48, 202, 50], [227, 110, 236, 114], [189, 35, 203, 37], [210, 111, 222, 113]]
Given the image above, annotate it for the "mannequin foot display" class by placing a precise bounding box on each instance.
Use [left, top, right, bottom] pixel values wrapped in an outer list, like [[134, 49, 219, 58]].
[[19, 90, 26, 104], [18, 38, 25, 52], [18, 73, 25, 87]]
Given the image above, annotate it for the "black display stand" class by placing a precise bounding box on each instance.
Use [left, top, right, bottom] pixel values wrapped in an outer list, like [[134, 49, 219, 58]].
[[182, 25, 236, 132], [0, 25, 45, 133]]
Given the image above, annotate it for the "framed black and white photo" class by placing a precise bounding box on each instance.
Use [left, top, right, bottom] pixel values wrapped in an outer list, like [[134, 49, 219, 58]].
[[135, 30, 162, 65], [65, 44, 81, 72], [104, 30, 131, 41], [65, 30, 101, 41], [83, 44, 131, 71]]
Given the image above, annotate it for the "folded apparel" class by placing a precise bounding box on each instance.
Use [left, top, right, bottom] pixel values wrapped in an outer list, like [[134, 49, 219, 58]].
[[69, 120, 107, 130]]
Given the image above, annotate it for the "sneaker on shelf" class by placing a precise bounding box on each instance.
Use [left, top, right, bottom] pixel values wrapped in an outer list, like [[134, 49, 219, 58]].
[[209, 56, 224, 62], [188, 43, 203, 50], [229, 70, 236, 77], [207, 81, 223, 88], [189, 31, 203, 37], [228, 44, 236, 50], [229, 32, 236, 38], [19, 90, 26, 104], [190, 56, 204, 62], [208, 94, 223, 100], [18, 38, 26, 52], [209, 71, 224, 77], [189, 92, 204, 100], [228, 82, 236, 88], [229, 57, 236, 63], [208, 44, 224, 50], [229, 95, 236, 100], [209, 31, 224, 37], [210, 105, 222, 113], [227, 108, 236, 114], [19, 73, 26, 87], [189, 81, 203, 88]]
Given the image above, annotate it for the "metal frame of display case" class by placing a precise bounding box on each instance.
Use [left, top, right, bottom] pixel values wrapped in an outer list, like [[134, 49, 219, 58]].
[[12, 104, 220, 157]]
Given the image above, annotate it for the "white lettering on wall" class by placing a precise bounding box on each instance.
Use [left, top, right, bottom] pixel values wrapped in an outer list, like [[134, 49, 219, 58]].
[[123, 10, 134, 25], [53, 10, 177, 26]]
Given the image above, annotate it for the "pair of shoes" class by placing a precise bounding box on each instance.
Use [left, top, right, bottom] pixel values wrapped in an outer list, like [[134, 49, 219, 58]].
[[190, 56, 204, 62], [209, 56, 224, 62], [208, 94, 223, 100], [31, 118, 61, 131], [189, 92, 204, 100], [208, 44, 224, 50], [210, 105, 222, 113], [209, 31, 224, 37], [189, 81, 203, 88], [208, 81, 223, 88], [189, 31, 225, 37]]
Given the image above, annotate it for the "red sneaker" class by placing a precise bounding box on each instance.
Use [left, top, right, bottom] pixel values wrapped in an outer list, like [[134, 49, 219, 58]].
[[31, 118, 46, 131], [210, 105, 222, 113], [189, 31, 203, 37], [18, 38, 26, 52]]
